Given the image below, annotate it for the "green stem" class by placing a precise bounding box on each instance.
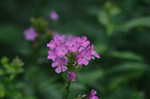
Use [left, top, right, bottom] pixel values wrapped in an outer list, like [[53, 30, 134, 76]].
[[64, 81, 71, 99]]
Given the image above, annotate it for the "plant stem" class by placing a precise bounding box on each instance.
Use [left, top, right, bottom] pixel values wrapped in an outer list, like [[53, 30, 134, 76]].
[[64, 81, 71, 99]]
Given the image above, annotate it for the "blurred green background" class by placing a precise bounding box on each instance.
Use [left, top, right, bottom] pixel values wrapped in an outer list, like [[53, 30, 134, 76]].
[[0, 0, 150, 99]]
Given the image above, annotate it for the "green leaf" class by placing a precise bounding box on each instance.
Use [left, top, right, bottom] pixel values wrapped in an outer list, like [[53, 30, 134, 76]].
[[1, 57, 9, 65], [0, 84, 5, 98], [98, 11, 110, 26], [78, 70, 104, 84], [95, 44, 108, 54], [110, 51, 143, 61], [107, 88, 144, 99], [0, 69, 4, 75], [106, 62, 149, 74], [123, 17, 150, 31], [31, 17, 48, 33], [0, 25, 22, 45], [104, 62, 150, 90]]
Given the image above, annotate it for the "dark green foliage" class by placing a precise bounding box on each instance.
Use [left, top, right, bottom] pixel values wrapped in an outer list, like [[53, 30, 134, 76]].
[[0, 0, 150, 99]]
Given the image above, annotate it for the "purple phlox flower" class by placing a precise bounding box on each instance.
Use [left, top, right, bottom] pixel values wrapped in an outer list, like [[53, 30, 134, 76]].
[[76, 45, 100, 65], [47, 50, 57, 61], [88, 89, 99, 99], [24, 27, 37, 41], [52, 57, 68, 73], [55, 45, 68, 57], [47, 34, 65, 49], [67, 72, 76, 81], [49, 10, 59, 21], [77, 36, 90, 49], [65, 37, 80, 52], [47, 34, 68, 58], [47, 34, 100, 73]]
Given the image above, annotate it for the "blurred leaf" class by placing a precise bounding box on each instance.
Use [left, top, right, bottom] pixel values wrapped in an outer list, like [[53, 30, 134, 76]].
[[98, 10, 116, 36], [0, 69, 4, 75], [106, 88, 144, 99], [1, 57, 9, 65], [86, 7, 101, 15], [31, 17, 48, 33], [11, 57, 24, 67], [0, 84, 5, 98], [110, 51, 144, 61], [11, 57, 24, 73], [104, 2, 121, 16], [24, 66, 62, 99], [98, 11, 110, 26], [98, 2, 121, 36], [105, 62, 149, 90], [123, 17, 150, 31], [0, 57, 24, 79], [95, 44, 108, 54], [71, 83, 85, 90], [0, 25, 22, 45], [79, 70, 104, 84], [106, 62, 149, 73]]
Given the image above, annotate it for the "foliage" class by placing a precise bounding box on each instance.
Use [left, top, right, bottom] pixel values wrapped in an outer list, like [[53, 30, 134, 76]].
[[0, 0, 150, 99]]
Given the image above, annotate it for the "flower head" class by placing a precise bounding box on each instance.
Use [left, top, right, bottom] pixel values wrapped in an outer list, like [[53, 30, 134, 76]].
[[76, 45, 100, 65], [47, 33, 100, 73], [52, 57, 68, 73], [88, 89, 99, 99], [49, 10, 59, 21], [24, 27, 37, 41], [67, 72, 76, 81]]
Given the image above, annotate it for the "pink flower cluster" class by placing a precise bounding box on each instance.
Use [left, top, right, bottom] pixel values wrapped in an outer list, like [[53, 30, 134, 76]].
[[24, 27, 37, 41], [47, 34, 100, 73], [67, 72, 76, 81], [88, 89, 99, 99], [49, 10, 59, 21]]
